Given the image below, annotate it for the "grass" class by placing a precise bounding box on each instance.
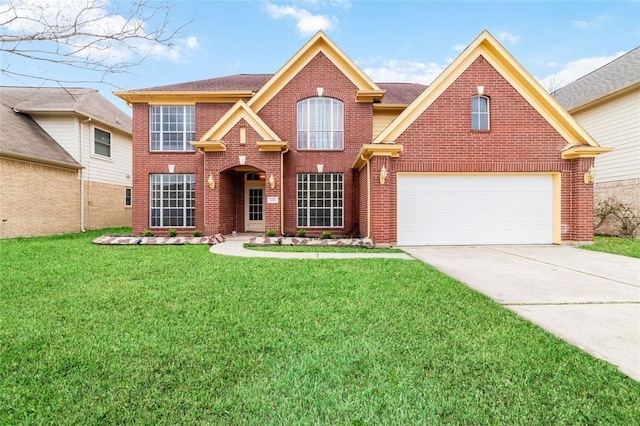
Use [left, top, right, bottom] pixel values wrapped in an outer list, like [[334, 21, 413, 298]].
[[1, 229, 639, 424], [244, 243, 404, 253], [581, 236, 640, 258]]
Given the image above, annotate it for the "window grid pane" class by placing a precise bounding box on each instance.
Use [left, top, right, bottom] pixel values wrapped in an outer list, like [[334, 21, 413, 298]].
[[471, 96, 489, 130], [150, 106, 196, 151], [150, 174, 195, 227], [297, 173, 343, 228], [297, 98, 344, 150]]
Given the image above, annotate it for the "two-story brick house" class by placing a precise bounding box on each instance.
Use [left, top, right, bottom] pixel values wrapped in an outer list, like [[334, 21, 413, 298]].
[[116, 31, 610, 245]]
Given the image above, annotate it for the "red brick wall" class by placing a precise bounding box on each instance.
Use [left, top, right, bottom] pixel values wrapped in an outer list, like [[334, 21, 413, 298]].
[[259, 52, 373, 237], [372, 55, 593, 244]]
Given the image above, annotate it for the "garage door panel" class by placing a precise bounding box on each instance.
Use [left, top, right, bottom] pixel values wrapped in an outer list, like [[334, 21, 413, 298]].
[[397, 174, 553, 245]]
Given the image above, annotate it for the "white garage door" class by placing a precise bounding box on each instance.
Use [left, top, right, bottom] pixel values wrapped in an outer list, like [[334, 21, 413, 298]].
[[397, 174, 554, 245]]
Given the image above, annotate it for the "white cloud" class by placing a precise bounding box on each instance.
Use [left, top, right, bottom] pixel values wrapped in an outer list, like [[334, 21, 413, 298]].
[[497, 31, 520, 44], [0, 0, 198, 65], [538, 52, 625, 91], [572, 15, 609, 29], [361, 58, 445, 85], [453, 44, 466, 52], [264, 2, 335, 36]]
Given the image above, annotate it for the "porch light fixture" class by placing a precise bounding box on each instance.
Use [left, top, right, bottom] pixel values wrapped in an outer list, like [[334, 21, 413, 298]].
[[269, 174, 275, 189], [207, 175, 215, 189], [317, 164, 324, 173], [477, 85, 484, 95], [380, 165, 388, 184], [584, 166, 596, 184], [168, 164, 175, 173], [239, 155, 246, 165]]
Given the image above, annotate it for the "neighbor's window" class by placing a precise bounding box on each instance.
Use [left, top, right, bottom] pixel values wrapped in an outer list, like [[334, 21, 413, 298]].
[[150, 105, 195, 151], [150, 174, 195, 227], [297, 173, 343, 228], [125, 187, 132, 207], [471, 95, 490, 130], [94, 128, 111, 157], [297, 97, 343, 150]]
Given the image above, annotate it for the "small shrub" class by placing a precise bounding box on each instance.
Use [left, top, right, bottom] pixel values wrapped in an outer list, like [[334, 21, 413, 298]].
[[167, 228, 178, 237], [193, 230, 204, 237], [266, 229, 277, 237], [321, 231, 332, 239], [595, 198, 640, 238], [142, 229, 154, 237], [296, 229, 307, 238]]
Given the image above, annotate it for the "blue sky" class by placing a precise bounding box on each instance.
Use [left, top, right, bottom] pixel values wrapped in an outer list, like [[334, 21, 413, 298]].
[[2, 1, 639, 112]]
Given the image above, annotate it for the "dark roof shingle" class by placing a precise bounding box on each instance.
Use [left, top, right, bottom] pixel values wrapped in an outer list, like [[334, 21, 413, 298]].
[[132, 74, 427, 105]]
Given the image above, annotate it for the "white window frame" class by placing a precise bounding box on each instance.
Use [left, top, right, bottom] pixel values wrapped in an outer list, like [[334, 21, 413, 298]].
[[125, 187, 132, 207], [150, 105, 196, 151], [93, 127, 111, 158], [471, 95, 490, 131], [297, 173, 343, 228], [297, 97, 344, 150], [150, 174, 195, 227]]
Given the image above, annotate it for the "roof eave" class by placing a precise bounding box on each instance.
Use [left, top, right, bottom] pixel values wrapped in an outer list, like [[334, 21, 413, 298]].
[[113, 90, 256, 105]]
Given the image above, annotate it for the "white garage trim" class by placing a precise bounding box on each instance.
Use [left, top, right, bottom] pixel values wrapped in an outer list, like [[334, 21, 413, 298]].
[[397, 173, 561, 246]]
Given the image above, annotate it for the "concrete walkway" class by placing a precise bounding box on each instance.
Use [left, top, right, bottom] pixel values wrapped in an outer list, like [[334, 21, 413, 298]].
[[209, 239, 414, 260], [402, 245, 640, 381]]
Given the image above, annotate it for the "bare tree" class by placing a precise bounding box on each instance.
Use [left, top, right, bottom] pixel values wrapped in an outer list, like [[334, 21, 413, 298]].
[[0, 0, 191, 87], [543, 73, 565, 94]]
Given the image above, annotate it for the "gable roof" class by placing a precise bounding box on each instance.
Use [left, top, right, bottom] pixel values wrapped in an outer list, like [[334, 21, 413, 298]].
[[373, 30, 602, 153], [193, 100, 287, 152], [553, 46, 640, 112], [0, 99, 82, 169], [1, 87, 132, 134], [247, 31, 385, 110]]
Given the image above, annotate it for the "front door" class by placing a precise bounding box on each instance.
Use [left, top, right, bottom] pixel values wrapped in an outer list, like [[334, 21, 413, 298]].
[[245, 186, 265, 232]]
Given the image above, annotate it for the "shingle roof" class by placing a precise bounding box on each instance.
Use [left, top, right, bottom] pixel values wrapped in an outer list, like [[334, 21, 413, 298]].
[[138, 74, 273, 92], [0, 100, 82, 169], [378, 82, 428, 104], [132, 74, 427, 105], [553, 46, 640, 111], [0, 87, 132, 133]]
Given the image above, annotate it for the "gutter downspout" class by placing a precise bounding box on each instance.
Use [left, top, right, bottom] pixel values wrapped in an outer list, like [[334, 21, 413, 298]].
[[280, 145, 290, 235], [360, 155, 371, 239], [79, 117, 92, 232]]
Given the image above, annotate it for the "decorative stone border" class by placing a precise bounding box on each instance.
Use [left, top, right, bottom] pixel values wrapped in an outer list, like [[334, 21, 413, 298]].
[[248, 236, 375, 248], [93, 236, 214, 245]]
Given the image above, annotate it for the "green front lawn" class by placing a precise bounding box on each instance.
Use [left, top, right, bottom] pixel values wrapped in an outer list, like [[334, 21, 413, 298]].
[[1, 229, 638, 424], [582, 236, 640, 258]]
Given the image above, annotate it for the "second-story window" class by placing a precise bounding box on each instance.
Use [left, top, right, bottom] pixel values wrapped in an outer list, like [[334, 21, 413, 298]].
[[94, 128, 111, 157], [471, 95, 490, 131], [150, 105, 195, 151], [297, 97, 343, 150]]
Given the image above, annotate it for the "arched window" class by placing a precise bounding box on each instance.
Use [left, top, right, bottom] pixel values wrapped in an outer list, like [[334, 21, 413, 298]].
[[297, 97, 344, 150], [471, 95, 490, 130]]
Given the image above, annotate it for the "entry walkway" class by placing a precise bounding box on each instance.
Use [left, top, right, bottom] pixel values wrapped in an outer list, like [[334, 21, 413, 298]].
[[210, 238, 414, 260]]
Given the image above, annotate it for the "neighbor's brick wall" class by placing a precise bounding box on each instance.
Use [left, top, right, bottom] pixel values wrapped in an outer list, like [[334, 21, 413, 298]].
[[0, 157, 80, 238], [371, 55, 592, 244], [83, 181, 131, 230], [594, 179, 640, 237], [259, 52, 373, 237]]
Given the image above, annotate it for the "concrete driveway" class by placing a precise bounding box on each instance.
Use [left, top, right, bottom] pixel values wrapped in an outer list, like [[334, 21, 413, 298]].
[[402, 245, 640, 381]]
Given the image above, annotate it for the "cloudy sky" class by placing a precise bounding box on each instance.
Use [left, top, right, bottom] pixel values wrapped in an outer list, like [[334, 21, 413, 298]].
[[1, 0, 638, 112]]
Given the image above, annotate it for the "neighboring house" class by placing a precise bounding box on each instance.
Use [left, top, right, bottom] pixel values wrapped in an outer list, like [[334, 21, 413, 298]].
[[115, 31, 609, 246], [0, 87, 133, 239], [554, 47, 640, 236]]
